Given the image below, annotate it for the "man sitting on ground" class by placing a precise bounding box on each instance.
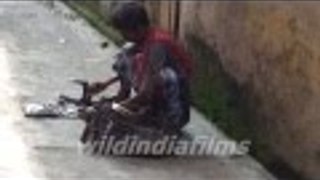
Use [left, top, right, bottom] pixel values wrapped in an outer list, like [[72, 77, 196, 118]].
[[86, 2, 193, 140]]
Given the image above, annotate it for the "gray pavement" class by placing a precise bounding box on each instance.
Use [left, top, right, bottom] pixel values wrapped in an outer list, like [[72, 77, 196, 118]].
[[0, 1, 276, 179]]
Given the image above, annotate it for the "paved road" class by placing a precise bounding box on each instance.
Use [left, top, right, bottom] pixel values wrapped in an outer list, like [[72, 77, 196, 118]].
[[0, 1, 276, 179]]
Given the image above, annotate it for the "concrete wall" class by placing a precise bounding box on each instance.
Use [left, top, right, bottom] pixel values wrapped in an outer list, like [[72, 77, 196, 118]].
[[145, 1, 320, 180], [144, 1, 177, 35]]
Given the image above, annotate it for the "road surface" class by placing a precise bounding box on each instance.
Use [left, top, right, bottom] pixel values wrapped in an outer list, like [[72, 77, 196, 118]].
[[0, 1, 276, 180]]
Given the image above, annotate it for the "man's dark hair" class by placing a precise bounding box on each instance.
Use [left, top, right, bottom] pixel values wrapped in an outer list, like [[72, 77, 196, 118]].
[[111, 2, 150, 31]]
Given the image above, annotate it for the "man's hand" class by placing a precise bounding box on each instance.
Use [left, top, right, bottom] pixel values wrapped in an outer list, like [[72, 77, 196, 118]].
[[88, 82, 106, 95], [111, 102, 136, 117], [88, 77, 120, 96]]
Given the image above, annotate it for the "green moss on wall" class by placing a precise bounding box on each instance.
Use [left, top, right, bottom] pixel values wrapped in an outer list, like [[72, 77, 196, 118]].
[[185, 33, 271, 155], [185, 34, 252, 141], [185, 33, 305, 180]]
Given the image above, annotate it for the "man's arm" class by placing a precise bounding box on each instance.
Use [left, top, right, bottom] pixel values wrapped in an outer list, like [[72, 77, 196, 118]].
[[119, 43, 167, 111], [88, 76, 120, 95], [112, 77, 131, 102]]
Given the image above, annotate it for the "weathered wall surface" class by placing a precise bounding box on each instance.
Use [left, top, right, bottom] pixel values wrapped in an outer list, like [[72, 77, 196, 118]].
[[176, 2, 320, 179], [144, 1, 177, 35]]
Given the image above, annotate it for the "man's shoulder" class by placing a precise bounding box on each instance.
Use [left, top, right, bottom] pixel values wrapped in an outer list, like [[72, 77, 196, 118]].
[[148, 28, 174, 44]]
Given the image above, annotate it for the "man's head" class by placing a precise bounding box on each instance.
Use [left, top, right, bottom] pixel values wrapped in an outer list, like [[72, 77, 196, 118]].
[[111, 2, 150, 43]]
